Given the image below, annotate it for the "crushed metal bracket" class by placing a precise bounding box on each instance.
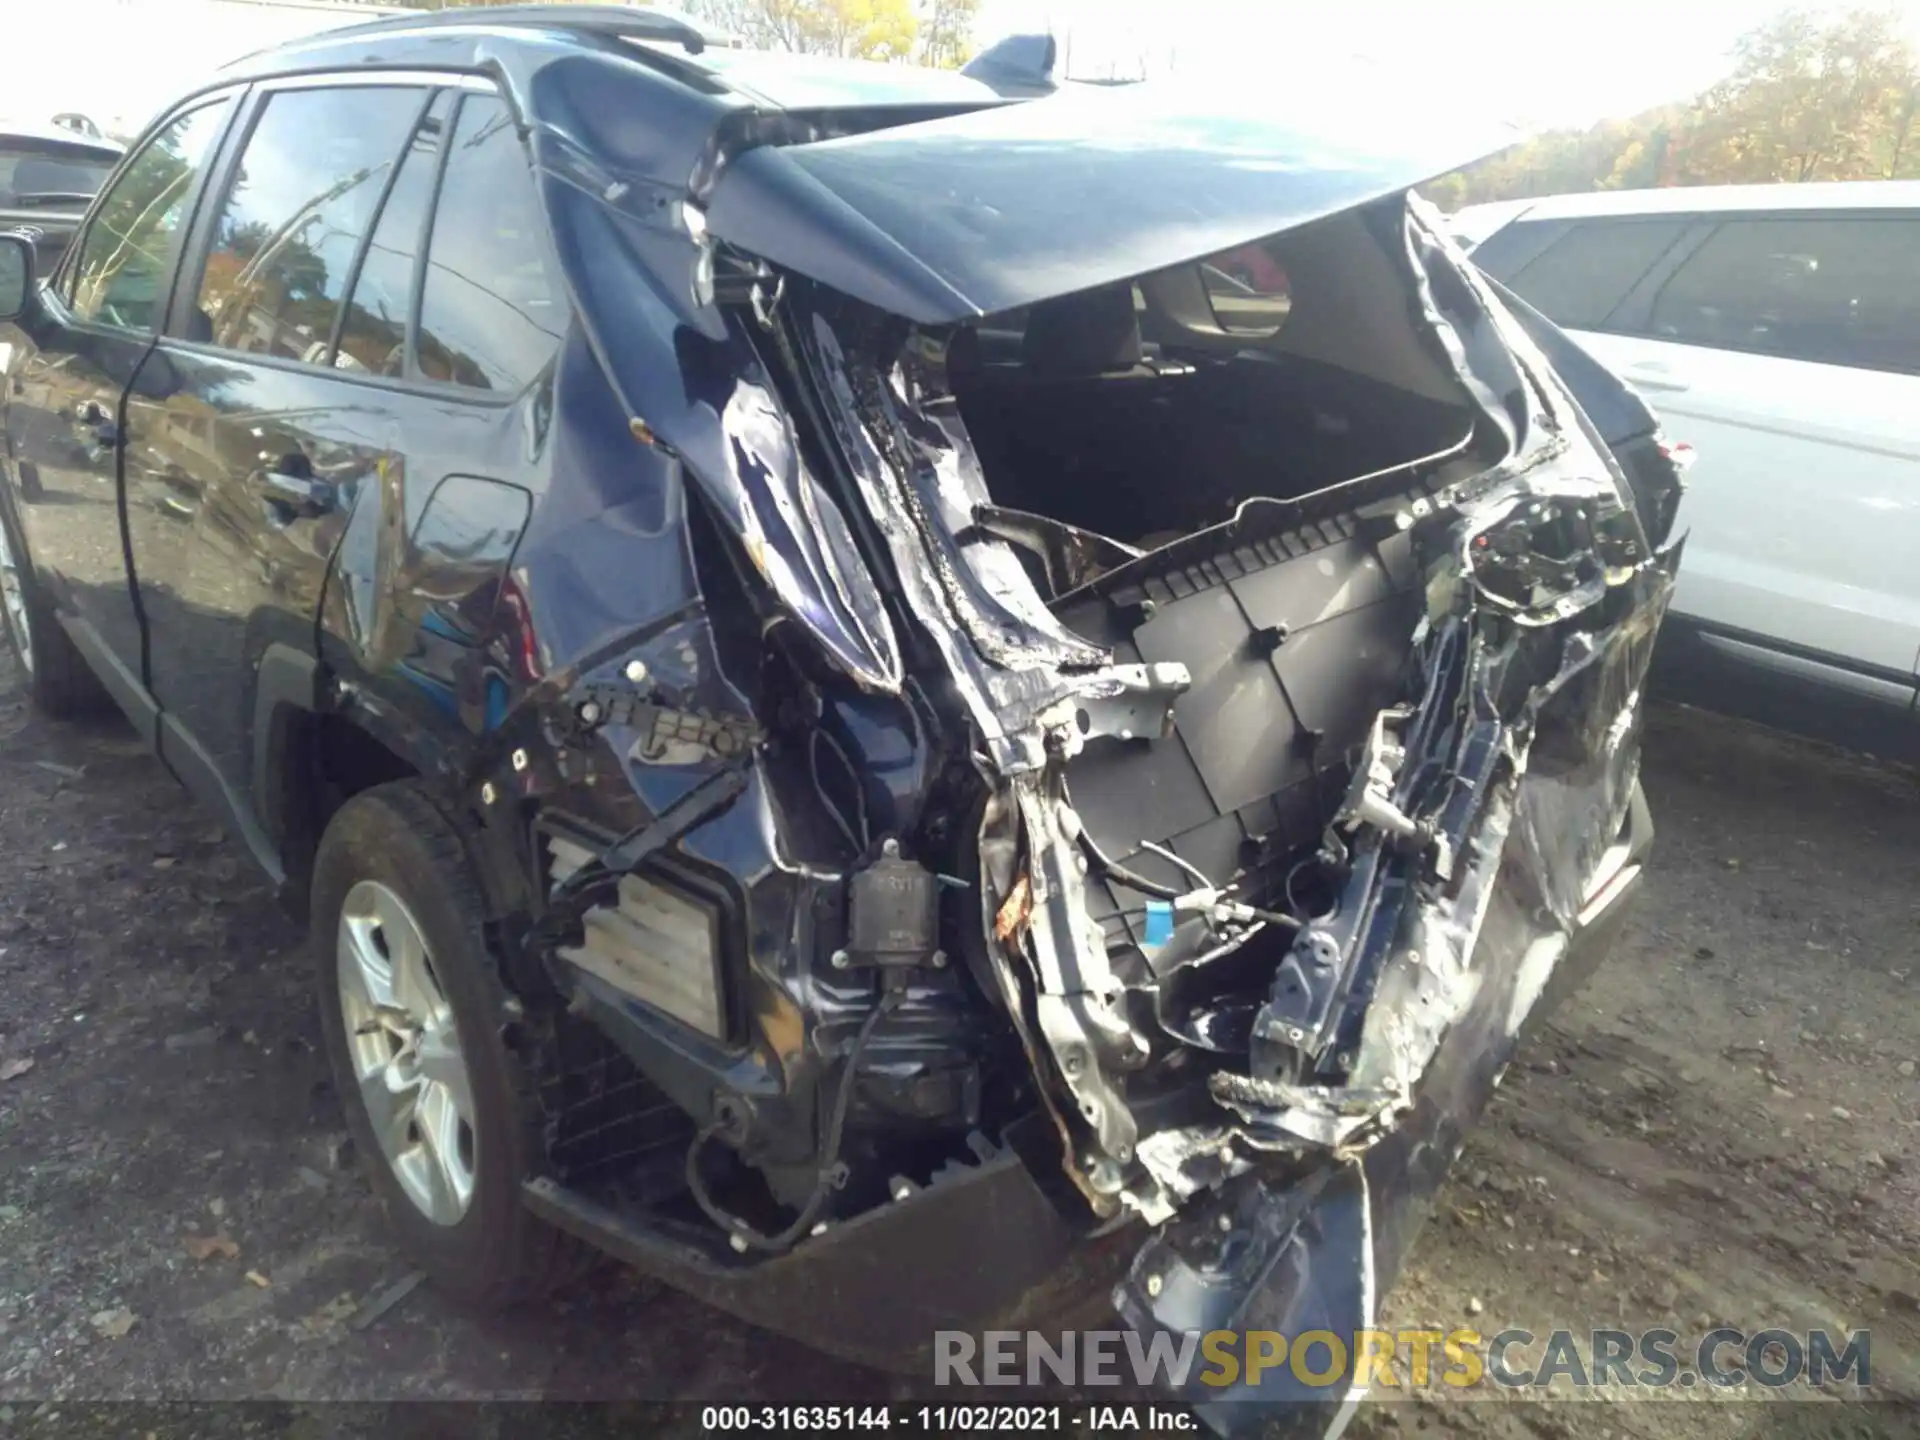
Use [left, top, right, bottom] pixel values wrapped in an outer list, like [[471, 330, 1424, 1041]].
[[1040, 662, 1191, 753], [564, 680, 760, 764], [1005, 778, 1168, 1217]]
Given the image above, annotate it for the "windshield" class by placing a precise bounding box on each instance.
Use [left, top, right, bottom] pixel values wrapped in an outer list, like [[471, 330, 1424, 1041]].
[[0, 141, 115, 204]]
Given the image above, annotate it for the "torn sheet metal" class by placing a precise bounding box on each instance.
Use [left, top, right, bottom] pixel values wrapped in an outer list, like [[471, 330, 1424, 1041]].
[[1116, 550, 1668, 1432], [1132, 201, 1675, 1182], [717, 167, 1680, 1440], [1100, 214, 1680, 1435], [766, 190, 1678, 1242]]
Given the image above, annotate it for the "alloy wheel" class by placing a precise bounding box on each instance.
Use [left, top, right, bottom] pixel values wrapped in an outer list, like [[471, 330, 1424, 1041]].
[[336, 879, 477, 1225]]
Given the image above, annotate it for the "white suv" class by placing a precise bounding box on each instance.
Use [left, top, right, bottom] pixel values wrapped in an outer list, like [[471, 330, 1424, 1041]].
[[1465, 182, 1920, 754]]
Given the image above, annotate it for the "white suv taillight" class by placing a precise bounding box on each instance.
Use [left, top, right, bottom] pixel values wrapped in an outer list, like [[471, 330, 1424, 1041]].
[[1658, 438, 1697, 473]]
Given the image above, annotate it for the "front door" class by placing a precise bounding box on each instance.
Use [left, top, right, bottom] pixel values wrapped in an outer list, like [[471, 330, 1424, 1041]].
[[5, 97, 235, 698]]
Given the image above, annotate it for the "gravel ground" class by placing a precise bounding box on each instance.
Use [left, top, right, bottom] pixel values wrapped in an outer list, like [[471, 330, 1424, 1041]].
[[1, 644, 1916, 1438]]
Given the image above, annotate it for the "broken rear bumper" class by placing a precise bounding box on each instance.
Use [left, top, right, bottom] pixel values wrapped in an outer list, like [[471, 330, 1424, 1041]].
[[1115, 777, 1654, 1434], [522, 1115, 1127, 1373], [520, 773, 1650, 1398]]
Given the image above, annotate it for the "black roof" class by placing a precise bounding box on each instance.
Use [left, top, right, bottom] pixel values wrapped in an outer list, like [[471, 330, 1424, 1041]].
[[221, 4, 1010, 115], [295, 3, 714, 54]]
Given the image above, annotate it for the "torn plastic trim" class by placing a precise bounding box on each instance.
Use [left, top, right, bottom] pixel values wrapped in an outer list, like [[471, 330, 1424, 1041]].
[[1068, 393, 1669, 1215], [1203, 520, 1674, 1175], [1117, 1160, 1375, 1433], [969, 504, 1145, 599], [1119, 683, 1663, 1435]]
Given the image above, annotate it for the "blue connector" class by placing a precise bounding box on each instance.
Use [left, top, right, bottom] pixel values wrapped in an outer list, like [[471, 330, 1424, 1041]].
[[1142, 900, 1175, 946]]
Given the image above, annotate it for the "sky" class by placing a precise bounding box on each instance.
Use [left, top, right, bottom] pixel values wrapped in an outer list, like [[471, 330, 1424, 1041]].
[[8, 0, 400, 139], [14, 0, 1920, 142], [978, 0, 1920, 129]]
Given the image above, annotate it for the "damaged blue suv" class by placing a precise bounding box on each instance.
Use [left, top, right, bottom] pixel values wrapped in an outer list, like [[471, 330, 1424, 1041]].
[[0, 7, 1683, 1430]]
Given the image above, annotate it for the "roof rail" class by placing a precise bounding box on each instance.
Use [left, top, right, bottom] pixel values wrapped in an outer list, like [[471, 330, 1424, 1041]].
[[307, 3, 709, 54]]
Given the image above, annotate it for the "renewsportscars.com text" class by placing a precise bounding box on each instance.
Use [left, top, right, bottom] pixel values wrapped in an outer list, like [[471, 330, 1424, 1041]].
[[934, 1327, 1871, 1391]]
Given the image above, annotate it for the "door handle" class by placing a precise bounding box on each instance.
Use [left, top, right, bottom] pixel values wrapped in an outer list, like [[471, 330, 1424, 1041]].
[[259, 466, 334, 519], [1624, 361, 1689, 394]]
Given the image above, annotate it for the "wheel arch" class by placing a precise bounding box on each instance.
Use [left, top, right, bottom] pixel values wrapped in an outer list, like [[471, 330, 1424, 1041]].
[[253, 644, 531, 929]]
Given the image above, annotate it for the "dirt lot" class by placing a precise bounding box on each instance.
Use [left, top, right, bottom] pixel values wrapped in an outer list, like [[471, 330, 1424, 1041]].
[[1, 642, 1917, 1438]]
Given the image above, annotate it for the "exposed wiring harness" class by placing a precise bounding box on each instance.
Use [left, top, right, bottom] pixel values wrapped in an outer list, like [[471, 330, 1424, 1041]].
[[1073, 820, 1183, 901], [809, 726, 871, 856], [1138, 839, 1214, 891], [685, 989, 904, 1255], [1077, 823, 1300, 934]]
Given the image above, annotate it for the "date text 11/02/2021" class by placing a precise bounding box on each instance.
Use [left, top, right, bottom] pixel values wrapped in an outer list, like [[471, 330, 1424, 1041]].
[[700, 1407, 1195, 1432]]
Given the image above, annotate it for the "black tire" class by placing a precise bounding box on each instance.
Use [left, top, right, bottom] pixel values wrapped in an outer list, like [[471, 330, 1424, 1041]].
[[0, 497, 110, 718], [311, 779, 592, 1308]]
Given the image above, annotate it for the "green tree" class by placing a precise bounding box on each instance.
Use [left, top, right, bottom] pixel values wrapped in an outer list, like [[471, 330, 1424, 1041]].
[[683, 0, 920, 59], [915, 0, 978, 68], [1884, 80, 1920, 174], [1424, 5, 1920, 209], [1684, 7, 1915, 182]]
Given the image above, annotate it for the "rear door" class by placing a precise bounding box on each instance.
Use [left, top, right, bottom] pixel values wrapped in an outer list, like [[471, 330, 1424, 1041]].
[[127, 78, 441, 858], [1579, 212, 1920, 692], [1485, 209, 1920, 701], [4, 97, 235, 707], [131, 77, 563, 870]]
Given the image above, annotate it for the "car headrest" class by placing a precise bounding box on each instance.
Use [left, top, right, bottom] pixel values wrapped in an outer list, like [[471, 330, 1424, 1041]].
[[1021, 284, 1141, 377]]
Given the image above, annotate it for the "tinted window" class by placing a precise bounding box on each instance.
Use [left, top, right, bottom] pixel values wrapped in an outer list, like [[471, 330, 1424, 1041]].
[[1505, 219, 1689, 329], [335, 94, 452, 377], [1648, 216, 1920, 373], [0, 141, 115, 206], [68, 101, 232, 331], [1200, 240, 1290, 338], [193, 86, 426, 364], [416, 94, 564, 392], [1464, 217, 1555, 277]]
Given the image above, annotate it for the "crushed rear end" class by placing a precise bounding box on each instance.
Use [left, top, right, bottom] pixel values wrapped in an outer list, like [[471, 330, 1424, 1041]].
[[529, 72, 1683, 1435]]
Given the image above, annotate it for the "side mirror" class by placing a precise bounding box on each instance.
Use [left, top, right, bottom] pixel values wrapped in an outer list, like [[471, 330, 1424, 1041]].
[[0, 233, 33, 322]]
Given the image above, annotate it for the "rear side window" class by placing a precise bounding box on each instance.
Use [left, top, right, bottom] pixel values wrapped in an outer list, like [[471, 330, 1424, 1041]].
[[1504, 218, 1689, 329], [0, 141, 115, 206], [415, 94, 565, 392], [68, 100, 232, 331], [192, 86, 427, 364], [334, 93, 453, 377], [1647, 215, 1920, 373]]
